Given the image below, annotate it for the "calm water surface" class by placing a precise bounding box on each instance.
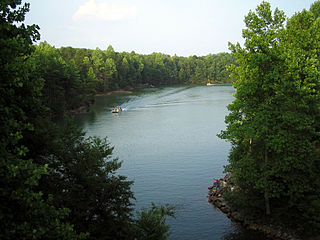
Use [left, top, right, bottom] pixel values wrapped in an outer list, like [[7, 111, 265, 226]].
[[74, 85, 270, 240]]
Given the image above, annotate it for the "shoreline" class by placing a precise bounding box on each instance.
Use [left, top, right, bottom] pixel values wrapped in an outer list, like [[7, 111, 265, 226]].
[[208, 174, 301, 240], [95, 90, 133, 96], [68, 86, 146, 115], [70, 83, 231, 114], [95, 83, 155, 97]]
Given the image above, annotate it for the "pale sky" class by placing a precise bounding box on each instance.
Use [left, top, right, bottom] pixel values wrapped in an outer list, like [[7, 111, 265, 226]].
[[24, 0, 316, 56]]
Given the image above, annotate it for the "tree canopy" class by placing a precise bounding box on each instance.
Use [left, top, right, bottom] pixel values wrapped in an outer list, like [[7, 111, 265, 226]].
[[29, 43, 235, 115], [220, 1, 320, 235], [0, 1, 80, 238]]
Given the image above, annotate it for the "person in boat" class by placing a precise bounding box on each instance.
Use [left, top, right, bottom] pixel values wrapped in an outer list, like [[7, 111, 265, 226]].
[[112, 105, 122, 112]]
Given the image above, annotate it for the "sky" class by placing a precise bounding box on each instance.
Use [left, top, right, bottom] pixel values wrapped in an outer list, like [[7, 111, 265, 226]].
[[24, 0, 316, 57]]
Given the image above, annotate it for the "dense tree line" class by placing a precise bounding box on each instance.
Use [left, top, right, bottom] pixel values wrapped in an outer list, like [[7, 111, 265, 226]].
[[30, 42, 235, 115], [219, 1, 320, 236], [0, 1, 174, 239]]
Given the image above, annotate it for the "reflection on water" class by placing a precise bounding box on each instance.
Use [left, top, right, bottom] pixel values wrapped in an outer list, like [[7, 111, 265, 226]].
[[74, 85, 270, 240]]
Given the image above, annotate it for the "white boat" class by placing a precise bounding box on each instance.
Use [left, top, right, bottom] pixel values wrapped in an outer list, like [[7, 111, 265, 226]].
[[207, 82, 215, 86]]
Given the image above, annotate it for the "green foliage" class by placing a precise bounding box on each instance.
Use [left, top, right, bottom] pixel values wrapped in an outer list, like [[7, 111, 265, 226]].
[[220, 1, 320, 235], [0, 1, 80, 239], [223, 189, 265, 222], [310, 0, 320, 18], [1, 1, 136, 239], [134, 203, 175, 240], [30, 119, 135, 239], [31, 42, 92, 116]]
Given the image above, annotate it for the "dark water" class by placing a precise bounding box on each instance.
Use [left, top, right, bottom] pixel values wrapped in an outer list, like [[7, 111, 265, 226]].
[[74, 85, 270, 240]]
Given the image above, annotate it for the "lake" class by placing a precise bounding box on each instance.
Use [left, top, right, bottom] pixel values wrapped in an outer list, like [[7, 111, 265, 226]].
[[74, 85, 270, 240]]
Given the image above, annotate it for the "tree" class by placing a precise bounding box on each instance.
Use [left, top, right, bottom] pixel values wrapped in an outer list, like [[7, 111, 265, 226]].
[[63, 58, 83, 109], [220, 1, 320, 234], [104, 58, 118, 91], [86, 66, 98, 93], [105, 44, 116, 60], [31, 120, 135, 239], [275, 3, 320, 232], [92, 47, 106, 92], [0, 1, 79, 239], [228, 1, 286, 216], [119, 56, 130, 88], [133, 203, 175, 240]]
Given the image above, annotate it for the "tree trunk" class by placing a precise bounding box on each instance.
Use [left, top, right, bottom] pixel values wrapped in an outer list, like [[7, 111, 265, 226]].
[[265, 147, 271, 215], [264, 190, 271, 215]]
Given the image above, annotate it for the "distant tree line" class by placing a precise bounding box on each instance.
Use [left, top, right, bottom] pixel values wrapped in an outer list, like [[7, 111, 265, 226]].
[[219, 1, 320, 237], [30, 42, 235, 115]]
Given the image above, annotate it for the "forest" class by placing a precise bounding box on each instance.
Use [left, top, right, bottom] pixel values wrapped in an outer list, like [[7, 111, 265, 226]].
[[31, 42, 235, 115], [1, 0, 320, 239]]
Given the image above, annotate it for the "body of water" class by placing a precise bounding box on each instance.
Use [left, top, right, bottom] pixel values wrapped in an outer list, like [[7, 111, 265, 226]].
[[74, 85, 269, 240]]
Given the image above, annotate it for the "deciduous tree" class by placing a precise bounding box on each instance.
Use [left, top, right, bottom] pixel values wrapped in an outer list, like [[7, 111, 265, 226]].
[[0, 1, 79, 239], [220, 1, 320, 234]]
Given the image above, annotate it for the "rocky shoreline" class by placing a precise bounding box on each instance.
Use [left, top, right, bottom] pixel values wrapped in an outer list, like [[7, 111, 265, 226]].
[[208, 173, 301, 240]]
